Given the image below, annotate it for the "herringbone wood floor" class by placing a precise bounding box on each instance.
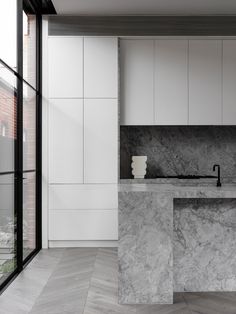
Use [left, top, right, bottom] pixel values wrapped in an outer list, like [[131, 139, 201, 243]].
[[0, 248, 236, 314]]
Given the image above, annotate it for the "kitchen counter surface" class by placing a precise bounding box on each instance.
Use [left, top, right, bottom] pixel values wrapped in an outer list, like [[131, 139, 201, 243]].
[[118, 178, 236, 305], [119, 179, 236, 196]]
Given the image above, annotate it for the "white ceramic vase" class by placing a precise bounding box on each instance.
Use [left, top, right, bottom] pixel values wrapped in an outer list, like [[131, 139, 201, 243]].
[[131, 156, 147, 179]]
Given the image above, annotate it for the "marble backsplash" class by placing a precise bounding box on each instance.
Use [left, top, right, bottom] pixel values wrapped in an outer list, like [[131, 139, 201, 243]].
[[120, 126, 236, 179]]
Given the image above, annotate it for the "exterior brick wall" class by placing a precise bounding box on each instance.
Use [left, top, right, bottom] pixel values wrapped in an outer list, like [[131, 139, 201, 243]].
[[0, 82, 17, 139]]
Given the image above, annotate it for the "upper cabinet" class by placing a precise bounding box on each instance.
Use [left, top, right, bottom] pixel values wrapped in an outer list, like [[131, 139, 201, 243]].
[[120, 39, 188, 126], [84, 38, 118, 98], [189, 40, 222, 125], [48, 37, 83, 98], [121, 38, 236, 126], [120, 40, 154, 125], [223, 40, 236, 125], [155, 40, 188, 125]]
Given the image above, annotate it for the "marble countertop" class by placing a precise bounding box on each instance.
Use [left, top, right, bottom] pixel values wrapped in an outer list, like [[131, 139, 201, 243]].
[[119, 178, 236, 198]]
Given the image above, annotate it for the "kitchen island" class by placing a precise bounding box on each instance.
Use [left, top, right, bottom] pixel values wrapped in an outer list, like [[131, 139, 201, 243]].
[[118, 179, 236, 304]]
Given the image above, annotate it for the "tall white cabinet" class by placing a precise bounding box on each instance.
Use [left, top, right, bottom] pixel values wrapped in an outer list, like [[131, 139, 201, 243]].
[[46, 36, 118, 246]]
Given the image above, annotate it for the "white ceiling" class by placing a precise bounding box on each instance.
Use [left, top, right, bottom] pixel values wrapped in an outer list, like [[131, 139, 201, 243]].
[[52, 0, 236, 16]]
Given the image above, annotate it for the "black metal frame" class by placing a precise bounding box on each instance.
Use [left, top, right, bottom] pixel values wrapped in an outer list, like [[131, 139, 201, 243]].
[[24, 0, 56, 14], [0, 0, 56, 294]]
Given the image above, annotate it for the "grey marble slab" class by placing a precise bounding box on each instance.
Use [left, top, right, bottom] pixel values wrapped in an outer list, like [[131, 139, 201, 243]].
[[174, 198, 236, 292], [119, 182, 236, 198], [120, 178, 236, 185], [119, 192, 173, 304], [118, 181, 236, 304], [120, 126, 236, 179]]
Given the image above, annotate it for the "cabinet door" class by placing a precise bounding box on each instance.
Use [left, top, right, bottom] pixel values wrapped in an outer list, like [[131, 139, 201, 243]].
[[84, 37, 118, 98], [84, 99, 118, 184], [155, 40, 188, 125], [223, 40, 236, 124], [49, 209, 118, 240], [189, 40, 222, 125], [48, 37, 83, 98], [49, 184, 118, 210], [120, 40, 154, 125], [49, 99, 83, 183]]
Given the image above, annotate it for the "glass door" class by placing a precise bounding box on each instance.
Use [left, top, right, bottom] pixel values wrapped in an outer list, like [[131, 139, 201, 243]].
[[0, 0, 42, 292]]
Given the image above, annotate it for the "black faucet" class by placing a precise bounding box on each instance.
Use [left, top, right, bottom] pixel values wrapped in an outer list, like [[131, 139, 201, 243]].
[[213, 164, 221, 187]]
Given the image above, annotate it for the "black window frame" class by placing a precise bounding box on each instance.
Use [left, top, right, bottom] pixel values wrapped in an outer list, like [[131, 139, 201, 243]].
[[0, 0, 56, 293]]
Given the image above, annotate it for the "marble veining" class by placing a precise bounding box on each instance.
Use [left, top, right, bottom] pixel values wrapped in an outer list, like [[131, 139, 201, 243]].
[[120, 126, 236, 179], [174, 198, 236, 292], [119, 191, 173, 304], [118, 180, 236, 304]]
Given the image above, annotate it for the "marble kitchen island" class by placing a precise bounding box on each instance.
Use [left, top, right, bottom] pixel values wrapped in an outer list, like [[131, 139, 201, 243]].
[[118, 180, 236, 304]]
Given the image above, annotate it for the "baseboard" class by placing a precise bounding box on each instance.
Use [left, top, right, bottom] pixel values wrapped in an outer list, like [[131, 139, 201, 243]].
[[48, 240, 118, 248]]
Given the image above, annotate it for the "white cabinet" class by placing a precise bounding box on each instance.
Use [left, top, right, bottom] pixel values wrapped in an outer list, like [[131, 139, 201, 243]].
[[120, 38, 236, 125], [48, 37, 83, 98], [49, 184, 118, 210], [84, 37, 118, 98], [120, 40, 154, 125], [84, 99, 118, 184], [46, 36, 120, 245], [189, 40, 222, 125], [155, 40, 188, 125], [48, 183, 118, 241], [49, 99, 83, 184], [223, 40, 236, 124], [49, 209, 118, 240]]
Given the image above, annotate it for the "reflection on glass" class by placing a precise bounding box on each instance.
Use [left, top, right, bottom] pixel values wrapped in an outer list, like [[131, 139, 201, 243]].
[[23, 172, 36, 259], [23, 11, 36, 88], [0, 63, 16, 173], [0, 175, 17, 285], [23, 82, 36, 260], [0, 64, 17, 284], [23, 83, 36, 171], [0, 0, 17, 69]]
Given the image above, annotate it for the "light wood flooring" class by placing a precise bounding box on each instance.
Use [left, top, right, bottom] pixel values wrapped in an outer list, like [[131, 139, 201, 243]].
[[0, 248, 236, 314]]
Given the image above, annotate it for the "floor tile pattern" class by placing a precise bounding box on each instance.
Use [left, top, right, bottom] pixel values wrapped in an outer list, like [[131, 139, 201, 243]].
[[0, 248, 236, 314]]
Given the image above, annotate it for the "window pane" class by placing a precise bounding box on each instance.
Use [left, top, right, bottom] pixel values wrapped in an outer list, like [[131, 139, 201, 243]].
[[23, 12, 36, 88], [0, 174, 17, 285], [0, 62, 16, 173], [23, 83, 36, 260], [0, 63, 17, 285], [23, 171, 36, 259], [23, 83, 36, 171], [0, 0, 17, 69]]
